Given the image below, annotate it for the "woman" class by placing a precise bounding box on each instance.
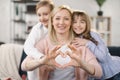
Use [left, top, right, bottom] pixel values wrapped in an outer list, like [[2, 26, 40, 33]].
[[71, 10, 120, 80], [22, 5, 102, 80], [23, 1, 54, 80]]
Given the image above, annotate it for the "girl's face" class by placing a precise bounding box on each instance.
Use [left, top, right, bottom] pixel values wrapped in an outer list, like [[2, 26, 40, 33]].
[[37, 6, 51, 27], [72, 15, 86, 35], [52, 9, 71, 34]]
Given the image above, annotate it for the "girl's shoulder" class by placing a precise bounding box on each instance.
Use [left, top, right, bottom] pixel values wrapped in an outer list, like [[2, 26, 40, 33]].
[[90, 30, 100, 37], [90, 31, 104, 42], [33, 22, 43, 29]]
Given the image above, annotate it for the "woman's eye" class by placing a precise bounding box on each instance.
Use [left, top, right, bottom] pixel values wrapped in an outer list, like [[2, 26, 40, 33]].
[[55, 18, 60, 20], [64, 18, 69, 20]]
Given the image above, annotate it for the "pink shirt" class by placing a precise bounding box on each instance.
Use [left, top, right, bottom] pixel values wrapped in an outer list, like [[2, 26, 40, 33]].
[[35, 35, 102, 80]]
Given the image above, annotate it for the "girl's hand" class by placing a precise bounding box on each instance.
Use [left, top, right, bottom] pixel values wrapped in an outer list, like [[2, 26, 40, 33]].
[[71, 37, 89, 48]]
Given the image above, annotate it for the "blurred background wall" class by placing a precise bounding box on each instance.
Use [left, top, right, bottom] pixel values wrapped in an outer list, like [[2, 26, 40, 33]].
[[0, 0, 120, 46]]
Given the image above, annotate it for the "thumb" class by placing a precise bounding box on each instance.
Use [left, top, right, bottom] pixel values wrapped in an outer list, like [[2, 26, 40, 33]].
[[65, 51, 73, 58]]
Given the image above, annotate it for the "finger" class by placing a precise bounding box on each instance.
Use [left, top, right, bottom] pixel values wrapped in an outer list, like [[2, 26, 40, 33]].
[[65, 51, 73, 58], [58, 51, 65, 57], [53, 60, 62, 68], [78, 49, 82, 56], [45, 47, 49, 56], [47, 66, 55, 71], [50, 46, 61, 57], [71, 40, 76, 43], [75, 44, 81, 48], [75, 37, 82, 40], [52, 45, 61, 52], [71, 42, 78, 45], [74, 37, 80, 40], [55, 50, 61, 57], [68, 45, 76, 51]]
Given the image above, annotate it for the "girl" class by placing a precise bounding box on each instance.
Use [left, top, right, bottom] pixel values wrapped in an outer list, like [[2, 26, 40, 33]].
[[71, 10, 120, 80], [23, 1, 54, 80]]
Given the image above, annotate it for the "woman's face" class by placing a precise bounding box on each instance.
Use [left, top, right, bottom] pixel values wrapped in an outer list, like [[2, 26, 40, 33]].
[[72, 15, 86, 35], [37, 6, 51, 27], [52, 9, 71, 34]]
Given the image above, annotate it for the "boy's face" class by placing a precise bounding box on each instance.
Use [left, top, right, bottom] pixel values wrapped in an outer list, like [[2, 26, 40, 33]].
[[37, 6, 51, 27], [72, 15, 86, 35]]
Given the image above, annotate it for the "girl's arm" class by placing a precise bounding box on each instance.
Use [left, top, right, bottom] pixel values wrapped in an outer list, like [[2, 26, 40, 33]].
[[86, 32, 110, 62], [21, 55, 46, 71], [22, 37, 61, 71], [24, 23, 45, 59]]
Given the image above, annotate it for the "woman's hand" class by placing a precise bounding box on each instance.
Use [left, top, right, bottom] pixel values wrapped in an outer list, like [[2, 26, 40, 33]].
[[64, 45, 83, 68], [71, 37, 89, 48], [42, 45, 62, 68], [39, 46, 62, 80]]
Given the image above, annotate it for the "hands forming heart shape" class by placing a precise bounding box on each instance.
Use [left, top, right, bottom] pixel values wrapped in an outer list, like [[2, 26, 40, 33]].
[[44, 44, 82, 69], [55, 45, 72, 66]]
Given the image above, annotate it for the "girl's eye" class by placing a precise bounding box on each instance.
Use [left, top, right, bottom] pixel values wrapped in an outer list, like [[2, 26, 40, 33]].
[[38, 14, 41, 17], [81, 21, 85, 23], [43, 13, 48, 16]]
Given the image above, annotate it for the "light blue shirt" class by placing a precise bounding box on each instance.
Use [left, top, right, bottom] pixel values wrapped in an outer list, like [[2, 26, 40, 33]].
[[86, 31, 120, 79]]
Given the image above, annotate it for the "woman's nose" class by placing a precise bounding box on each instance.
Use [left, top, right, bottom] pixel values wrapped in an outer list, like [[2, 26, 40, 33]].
[[59, 19, 64, 24]]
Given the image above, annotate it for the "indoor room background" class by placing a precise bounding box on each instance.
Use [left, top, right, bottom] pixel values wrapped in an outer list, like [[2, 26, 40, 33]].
[[0, 0, 120, 46]]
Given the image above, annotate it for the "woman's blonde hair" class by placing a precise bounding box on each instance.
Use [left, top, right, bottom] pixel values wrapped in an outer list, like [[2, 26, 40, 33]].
[[72, 10, 98, 45], [48, 5, 74, 45]]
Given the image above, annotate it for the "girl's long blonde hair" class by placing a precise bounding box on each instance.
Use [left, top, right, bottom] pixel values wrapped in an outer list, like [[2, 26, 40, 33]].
[[36, 0, 54, 13]]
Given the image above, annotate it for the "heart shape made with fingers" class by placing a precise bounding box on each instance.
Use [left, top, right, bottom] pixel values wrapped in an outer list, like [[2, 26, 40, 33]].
[[55, 45, 72, 65]]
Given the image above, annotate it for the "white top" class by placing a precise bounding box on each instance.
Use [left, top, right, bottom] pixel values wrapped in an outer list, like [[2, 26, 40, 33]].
[[24, 22, 48, 59]]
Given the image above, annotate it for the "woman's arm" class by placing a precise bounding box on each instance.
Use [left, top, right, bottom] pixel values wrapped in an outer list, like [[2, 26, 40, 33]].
[[84, 47, 102, 78], [66, 45, 102, 78]]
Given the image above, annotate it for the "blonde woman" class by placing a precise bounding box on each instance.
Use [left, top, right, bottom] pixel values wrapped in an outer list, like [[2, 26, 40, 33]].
[[22, 5, 102, 80]]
